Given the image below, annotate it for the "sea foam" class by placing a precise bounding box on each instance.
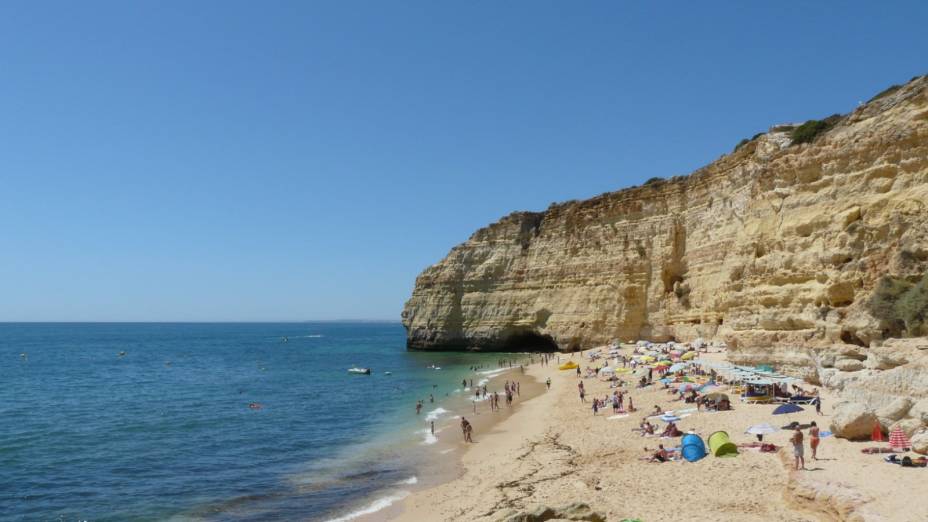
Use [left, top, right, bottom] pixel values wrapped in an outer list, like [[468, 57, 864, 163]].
[[325, 491, 410, 522]]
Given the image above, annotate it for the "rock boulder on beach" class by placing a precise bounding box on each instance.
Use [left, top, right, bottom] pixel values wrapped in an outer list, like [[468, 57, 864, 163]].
[[830, 401, 878, 440]]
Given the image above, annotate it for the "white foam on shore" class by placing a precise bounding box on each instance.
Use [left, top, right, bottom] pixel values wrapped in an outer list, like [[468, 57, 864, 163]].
[[424, 407, 448, 422], [396, 476, 418, 485], [477, 368, 509, 377], [325, 491, 410, 522]]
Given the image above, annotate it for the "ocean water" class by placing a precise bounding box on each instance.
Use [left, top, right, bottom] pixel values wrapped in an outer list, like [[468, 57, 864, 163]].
[[1, 322, 530, 521]]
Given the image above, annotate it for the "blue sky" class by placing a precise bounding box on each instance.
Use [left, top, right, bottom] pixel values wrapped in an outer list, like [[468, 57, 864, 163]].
[[1, 1, 925, 321]]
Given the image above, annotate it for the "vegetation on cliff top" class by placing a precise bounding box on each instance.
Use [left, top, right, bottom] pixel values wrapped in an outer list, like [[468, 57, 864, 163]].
[[869, 272, 928, 337], [790, 114, 843, 145]]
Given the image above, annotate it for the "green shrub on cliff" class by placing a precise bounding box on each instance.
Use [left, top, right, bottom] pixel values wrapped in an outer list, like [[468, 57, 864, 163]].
[[791, 114, 842, 145], [868, 273, 928, 337], [897, 273, 928, 335]]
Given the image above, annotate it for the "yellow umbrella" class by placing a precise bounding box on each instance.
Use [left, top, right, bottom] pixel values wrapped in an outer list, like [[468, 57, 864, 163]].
[[558, 361, 579, 370], [681, 352, 697, 360], [640, 356, 655, 363], [657, 360, 672, 366]]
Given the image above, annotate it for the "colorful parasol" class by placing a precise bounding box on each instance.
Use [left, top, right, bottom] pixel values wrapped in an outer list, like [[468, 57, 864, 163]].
[[888, 426, 911, 450]]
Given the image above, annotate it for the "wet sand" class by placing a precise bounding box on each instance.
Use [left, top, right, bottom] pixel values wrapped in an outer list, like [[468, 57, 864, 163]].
[[325, 363, 546, 522]]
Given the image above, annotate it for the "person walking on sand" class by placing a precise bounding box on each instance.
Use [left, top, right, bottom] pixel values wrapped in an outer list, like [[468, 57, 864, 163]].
[[791, 427, 805, 470], [814, 394, 823, 415], [809, 421, 821, 460], [592, 398, 599, 416], [576, 366, 581, 377], [546, 377, 551, 390]]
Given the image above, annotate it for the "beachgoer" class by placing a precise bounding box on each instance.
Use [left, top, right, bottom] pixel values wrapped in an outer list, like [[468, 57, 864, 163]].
[[814, 395, 823, 415], [649, 444, 668, 463], [790, 427, 805, 470], [809, 421, 820, 460], [576, 366, 581, 377], [431, 421, 435, 435], [546, 377, 551, 390], [652, 405, 662, 416], [462, 379, 467, 388], [592, 399, 599, 415], [416, 401, 422, 415], [429, 394, 434, 403]]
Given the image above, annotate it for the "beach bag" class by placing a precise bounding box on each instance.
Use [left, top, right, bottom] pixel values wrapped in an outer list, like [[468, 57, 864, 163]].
[[901, 456, 913, 467]]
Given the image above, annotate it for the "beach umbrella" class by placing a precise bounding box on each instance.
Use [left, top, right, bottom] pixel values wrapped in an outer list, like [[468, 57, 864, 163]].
[[745, 423, 779, 436], [668, 363, 688, 373], [657, 360, 672, 366], [772, 403, 804, 415], [888, 426, 911, 450], [705, 392, 729, 403], [640, 356, 655, 363], [659, 414, 681, 423], [678, 383, 696, 393], [659, 377, 673, 384], [681, 351, 697, 361]]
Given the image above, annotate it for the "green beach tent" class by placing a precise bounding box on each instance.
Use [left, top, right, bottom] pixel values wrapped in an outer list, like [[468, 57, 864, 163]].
[[708, 430, 739, 457]]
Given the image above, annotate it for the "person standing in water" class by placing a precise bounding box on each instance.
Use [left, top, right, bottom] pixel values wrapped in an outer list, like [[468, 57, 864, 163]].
[[431, 421, 435, 436]]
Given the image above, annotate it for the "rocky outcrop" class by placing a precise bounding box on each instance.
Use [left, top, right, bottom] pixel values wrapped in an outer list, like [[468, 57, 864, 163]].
[[818, 338, 928, 438], [403, 76, 928, 353]]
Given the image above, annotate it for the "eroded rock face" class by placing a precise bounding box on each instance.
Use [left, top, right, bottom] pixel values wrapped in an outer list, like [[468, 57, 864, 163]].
[[403, 77, 928, 353]]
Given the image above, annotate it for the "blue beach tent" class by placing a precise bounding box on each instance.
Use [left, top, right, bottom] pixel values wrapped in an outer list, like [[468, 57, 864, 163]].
[[681, 433, 706, 462]]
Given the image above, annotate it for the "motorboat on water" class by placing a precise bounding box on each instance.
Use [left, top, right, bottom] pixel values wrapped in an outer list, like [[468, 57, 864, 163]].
[[348, 367, 371, 375]]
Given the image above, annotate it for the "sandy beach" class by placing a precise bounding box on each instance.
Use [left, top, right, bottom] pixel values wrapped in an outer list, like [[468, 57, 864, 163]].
[[389, 346, 927, 522]]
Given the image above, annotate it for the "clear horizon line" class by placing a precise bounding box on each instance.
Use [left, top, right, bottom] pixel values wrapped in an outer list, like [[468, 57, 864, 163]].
[[0, 319, 403, 324]]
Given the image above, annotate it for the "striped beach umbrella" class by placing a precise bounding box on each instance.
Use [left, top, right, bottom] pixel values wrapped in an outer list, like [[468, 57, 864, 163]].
[[888, 426, 911, 450]]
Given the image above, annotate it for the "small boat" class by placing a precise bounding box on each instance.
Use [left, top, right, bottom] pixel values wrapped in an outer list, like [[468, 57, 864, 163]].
[[384, 371, 392, 375], [348, 367, 372, 375]]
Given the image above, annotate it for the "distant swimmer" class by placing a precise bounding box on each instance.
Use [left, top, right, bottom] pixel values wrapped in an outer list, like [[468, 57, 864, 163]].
[[20, 353, 27, 360], [249, 402, 263, 410], [282, 336, 288, 343], [117, 351, 127, 357]]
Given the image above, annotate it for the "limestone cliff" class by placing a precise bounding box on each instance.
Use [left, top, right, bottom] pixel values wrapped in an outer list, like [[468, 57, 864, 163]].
[[403, 76, 928, 353]]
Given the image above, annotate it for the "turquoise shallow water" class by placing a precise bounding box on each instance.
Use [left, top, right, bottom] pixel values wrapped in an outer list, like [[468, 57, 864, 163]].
[[1, 322, 526, 521]]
